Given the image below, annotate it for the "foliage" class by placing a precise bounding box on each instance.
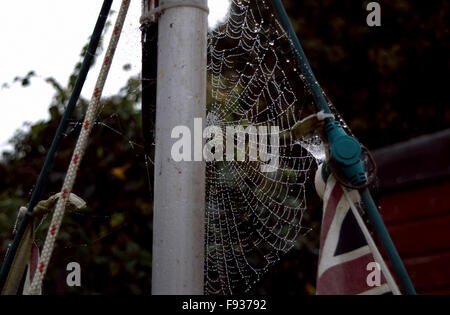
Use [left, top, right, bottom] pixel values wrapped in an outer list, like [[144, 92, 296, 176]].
[[0, 49, 153, 294], [284, 0, 450, 149], [0, 0, 448, 295]]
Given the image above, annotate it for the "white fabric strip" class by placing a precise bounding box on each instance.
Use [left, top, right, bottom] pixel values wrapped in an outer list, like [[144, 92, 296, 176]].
[[342, 187, 401, 295]]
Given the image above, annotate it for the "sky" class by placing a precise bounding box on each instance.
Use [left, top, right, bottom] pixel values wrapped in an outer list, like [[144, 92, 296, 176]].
[[0, 0, 230, 152]]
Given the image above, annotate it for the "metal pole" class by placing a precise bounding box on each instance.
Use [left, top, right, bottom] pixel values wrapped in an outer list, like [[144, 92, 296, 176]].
[[361, 189, 417, 295], [141, 0, 158, 157], [148, 0, 207, 294], [0, 0, 113, 292], [270, 0, 416, 294], [270, 0, 330, 114]]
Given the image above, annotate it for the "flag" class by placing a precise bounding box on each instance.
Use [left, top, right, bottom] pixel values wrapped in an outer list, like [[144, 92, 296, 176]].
[[316, 175, 400, 295], [1, 219, 41, 295]]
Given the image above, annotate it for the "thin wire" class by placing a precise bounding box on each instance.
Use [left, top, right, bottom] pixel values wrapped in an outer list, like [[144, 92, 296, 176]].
[[342, 187, 401, 295], [0, 0, 114, 293], [26, 0, 131, 295]]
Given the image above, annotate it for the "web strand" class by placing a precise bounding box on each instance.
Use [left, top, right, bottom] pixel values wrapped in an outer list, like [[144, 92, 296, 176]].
[[205, 0, 323, 294]]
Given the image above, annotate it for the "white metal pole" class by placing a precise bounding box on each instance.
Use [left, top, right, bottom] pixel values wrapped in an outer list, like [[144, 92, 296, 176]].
[[147, 0, 207, 295]]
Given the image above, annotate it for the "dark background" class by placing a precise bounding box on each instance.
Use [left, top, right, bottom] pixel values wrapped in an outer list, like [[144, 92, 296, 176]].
[[0, 0, 448, 294]]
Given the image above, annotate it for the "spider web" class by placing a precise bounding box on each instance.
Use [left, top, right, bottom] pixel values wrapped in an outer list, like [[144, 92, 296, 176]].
[[205, 0, 326, 294], [1, 0, 334, 294], [0, 1, 152, 294]]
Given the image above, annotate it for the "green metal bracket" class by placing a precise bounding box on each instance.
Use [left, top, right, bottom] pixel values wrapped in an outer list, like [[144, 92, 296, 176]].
[[270, 0, 417, 295], [324, 119, 367, 186]]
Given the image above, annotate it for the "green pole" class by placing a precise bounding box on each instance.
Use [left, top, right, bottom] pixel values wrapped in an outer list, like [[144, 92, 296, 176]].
[[270, 0, 416, 294], [270, 0, 330, 114], [0, 0, 114, 292], [361, 189, 416, 295]]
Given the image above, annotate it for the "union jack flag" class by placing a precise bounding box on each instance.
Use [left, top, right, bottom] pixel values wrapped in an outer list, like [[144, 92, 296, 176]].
[[316, 175, 400, 295]]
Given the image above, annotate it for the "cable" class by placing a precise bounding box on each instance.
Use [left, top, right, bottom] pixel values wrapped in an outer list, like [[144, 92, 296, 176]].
[[26, 0, 131, 295], [0, 0, 114, 293]]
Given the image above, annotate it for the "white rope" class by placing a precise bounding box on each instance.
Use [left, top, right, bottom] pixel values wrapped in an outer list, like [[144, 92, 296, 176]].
[[342, 187, 402, 295], [26, 0, 131, 295], [140, 0, 209, 24]]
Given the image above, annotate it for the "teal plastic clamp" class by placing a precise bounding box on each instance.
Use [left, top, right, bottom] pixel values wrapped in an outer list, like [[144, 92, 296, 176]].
[[324, 119, 367, 186]]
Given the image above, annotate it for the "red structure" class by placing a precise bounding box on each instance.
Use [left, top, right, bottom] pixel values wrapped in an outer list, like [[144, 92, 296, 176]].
[[373, 129, 450, 294]]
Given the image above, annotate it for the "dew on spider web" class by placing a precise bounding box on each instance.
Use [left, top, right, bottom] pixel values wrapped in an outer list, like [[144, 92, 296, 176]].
[[28, 0, 350, 294], [35, 107, 152, 254], [205, 0, 334, 294]]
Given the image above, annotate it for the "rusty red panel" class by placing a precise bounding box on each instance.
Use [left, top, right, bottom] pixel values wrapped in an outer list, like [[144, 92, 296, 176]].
[[421, 287, 450, 295], [403, 250, 450, 292], [379, 181, 450, 224], [385, 213, 450, 256]]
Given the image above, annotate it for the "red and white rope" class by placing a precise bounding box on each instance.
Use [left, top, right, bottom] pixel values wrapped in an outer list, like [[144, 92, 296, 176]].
[[26, 0, 131, 295]]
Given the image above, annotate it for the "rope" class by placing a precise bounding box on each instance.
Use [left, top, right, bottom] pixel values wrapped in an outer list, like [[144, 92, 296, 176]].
[[140, 0, 209, 24], [0, 0, 114, 292], [26, 0, 131, 295]]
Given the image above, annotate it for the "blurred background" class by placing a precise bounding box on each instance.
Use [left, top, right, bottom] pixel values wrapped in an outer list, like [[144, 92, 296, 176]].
[[0, 0, 449, 294]]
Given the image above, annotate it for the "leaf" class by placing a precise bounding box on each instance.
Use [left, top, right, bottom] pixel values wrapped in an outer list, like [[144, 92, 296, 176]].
[[109, 213, 125, 228], [110, 163, 131, 180]]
